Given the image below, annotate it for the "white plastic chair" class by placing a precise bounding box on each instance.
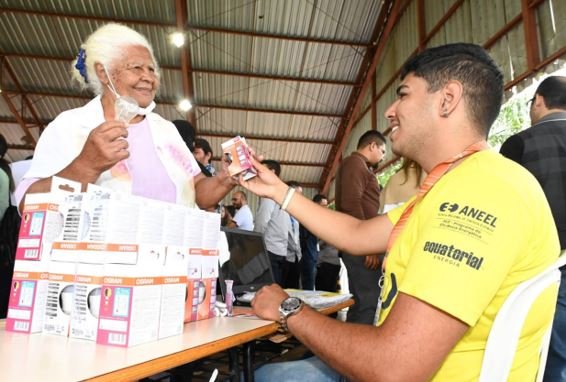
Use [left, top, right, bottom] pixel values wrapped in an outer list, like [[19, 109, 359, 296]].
[[479, 252, 566, 382]]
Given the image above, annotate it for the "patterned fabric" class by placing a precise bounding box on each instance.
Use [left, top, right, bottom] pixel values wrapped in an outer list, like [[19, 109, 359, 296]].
[[500, 111, 566, 249]]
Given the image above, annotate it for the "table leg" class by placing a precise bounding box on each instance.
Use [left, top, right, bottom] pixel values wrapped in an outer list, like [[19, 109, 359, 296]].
[[242, 341, 255, 382], [228, 347, 240, 382]]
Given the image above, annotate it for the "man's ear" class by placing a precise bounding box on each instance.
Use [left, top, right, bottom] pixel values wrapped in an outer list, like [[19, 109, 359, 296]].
[[439, 80, 463, 118], [94, 62, 109, 85], [533, 94, 546, 109]]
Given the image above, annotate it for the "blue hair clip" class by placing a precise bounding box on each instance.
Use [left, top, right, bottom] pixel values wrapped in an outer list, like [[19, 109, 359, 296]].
[[74, 48, 88, 83]]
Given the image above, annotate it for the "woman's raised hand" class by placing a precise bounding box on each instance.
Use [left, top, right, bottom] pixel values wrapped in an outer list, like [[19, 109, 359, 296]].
[[75, 120, 129, 178]]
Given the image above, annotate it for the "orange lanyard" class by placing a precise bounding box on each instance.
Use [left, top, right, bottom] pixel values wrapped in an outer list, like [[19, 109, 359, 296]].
[[382, 141, 488, 271]]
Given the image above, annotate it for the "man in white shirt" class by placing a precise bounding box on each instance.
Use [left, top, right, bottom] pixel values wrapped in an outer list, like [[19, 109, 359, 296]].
[[254, 160, 289, 286], [227, 191, 254, 230]]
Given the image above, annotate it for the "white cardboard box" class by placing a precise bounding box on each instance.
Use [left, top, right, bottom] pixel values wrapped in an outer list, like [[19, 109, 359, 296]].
[[159, 247, 189, 339], [43, 261, 77, 337], [70, 263, 104, 341]]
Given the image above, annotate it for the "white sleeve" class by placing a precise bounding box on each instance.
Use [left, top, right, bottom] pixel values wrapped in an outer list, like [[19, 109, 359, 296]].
[[254, 199, 274, 233], [24, 111, 89, 180]]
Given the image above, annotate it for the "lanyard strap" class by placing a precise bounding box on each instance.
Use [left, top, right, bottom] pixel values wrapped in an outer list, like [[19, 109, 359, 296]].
[[383, 141, 488, 269]]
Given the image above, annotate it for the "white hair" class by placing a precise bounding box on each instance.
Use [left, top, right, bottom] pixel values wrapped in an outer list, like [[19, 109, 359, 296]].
[[71, 23, 160, 95]]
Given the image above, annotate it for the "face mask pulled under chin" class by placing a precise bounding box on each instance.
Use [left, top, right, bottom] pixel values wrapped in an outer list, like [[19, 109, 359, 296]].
[[114, 95, 156, 123], [104, 65, 156, 123]]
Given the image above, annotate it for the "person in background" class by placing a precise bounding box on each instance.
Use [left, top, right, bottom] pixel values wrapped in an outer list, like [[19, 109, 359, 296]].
[[220, 204, 236, 227], [9, 155, 32, 206], [499, 76, 566, 381], [335, 130, 386, 324], [193, 138, 216, 176], [299, 194, 328, 290], [225, 190, 254, 230], [0, 135, 13, 221], [283, 181, 302, 288], [15, 23, 235, 210], [243, 43, 559, 381], [379, 158, 426, 214], [172, 119, 195, 152], [254, 160, 289, 286], [0, 134, 16, 319], [172, 120, 212, 177], [315, 240, 341, 293]]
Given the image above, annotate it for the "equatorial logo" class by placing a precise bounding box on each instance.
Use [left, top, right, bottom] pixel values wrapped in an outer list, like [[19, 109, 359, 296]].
[[423, 241, 484, 270]]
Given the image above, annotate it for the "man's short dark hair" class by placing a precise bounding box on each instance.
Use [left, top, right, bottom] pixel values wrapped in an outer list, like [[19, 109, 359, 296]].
[[262, 159, 281, 176], [172, 120, 195, 152], [535, 76, 566, 110], [357, 130, 386, 150], [287, 180, 301, 189], [313, 194, 327, 204], [235, 190, 247, 201], [400, 43, 504, 135], [194, 138, 213, 156]]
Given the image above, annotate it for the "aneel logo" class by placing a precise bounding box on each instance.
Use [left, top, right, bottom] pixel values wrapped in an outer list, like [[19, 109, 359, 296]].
[[423, 241, 484, 270], [439, 202, 497, 228], [440, 202, 459, 212]]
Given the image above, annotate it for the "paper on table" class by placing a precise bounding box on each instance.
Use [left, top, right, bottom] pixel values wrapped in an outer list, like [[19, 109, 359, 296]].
[[285, 289, 353, 309], [237, 289, 353, 310]]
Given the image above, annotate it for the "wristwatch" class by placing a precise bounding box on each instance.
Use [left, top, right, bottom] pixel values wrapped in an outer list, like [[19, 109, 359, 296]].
[[278, 297, 305, 333]]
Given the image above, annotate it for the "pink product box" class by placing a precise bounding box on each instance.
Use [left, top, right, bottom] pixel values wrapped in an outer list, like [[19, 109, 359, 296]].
[[5, 261, 49, 333], [96, 244, 166, 346], [184, 249, 218, 323], [16, 201, 60, 261]]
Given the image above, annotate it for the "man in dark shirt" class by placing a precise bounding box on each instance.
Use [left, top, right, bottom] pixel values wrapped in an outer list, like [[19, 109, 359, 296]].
[[335, 130, 386, 324], [299, 194, 328, 290], [500, 76, 566, 381]]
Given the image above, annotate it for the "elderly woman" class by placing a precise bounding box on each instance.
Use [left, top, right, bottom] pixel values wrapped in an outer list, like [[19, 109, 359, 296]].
[[15, 23, 234, 209]]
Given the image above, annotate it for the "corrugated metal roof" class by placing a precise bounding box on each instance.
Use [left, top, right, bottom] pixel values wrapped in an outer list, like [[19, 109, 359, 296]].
[[1, 0, 386, 194], [4, 0, 557, 198]]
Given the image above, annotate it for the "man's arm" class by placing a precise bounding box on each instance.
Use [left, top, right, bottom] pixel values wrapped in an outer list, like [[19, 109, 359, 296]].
[[254, 198, 274, 234], [499, 135, 524, 164], [241, 158, 392, 255], [194, 171, 236, 210], [337, 157, 368, 219], [252, 286, 468, 382], [225, 219, 238, 228]]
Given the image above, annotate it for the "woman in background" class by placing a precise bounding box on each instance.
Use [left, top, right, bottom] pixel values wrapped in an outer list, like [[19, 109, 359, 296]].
[[379, 158, 426, 213]]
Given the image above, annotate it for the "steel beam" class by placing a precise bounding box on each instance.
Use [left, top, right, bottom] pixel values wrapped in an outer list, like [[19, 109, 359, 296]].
[[320, 0, 399, 194], [175, 0, 196, 126], [187, 25, 370, 48]]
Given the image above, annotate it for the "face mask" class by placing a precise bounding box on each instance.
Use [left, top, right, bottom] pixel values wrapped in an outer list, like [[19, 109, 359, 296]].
[[103, 65, 156, 123]]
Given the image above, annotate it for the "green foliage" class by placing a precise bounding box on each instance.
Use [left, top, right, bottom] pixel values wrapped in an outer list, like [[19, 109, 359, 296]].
[[377, 159, 403, 188], [488, 95, 530, 149]]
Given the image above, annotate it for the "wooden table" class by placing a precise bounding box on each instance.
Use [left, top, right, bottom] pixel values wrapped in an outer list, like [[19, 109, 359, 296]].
[[0, 299, 353, 382]]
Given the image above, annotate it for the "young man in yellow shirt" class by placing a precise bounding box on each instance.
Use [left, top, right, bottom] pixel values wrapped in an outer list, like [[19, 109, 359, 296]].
[[241, 43, 560, 381]]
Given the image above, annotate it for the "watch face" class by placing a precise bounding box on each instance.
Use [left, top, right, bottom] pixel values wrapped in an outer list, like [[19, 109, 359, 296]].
[[282, 297, 301, 311]]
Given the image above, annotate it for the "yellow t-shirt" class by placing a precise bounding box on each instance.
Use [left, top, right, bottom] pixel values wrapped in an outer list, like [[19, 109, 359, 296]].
[[380, 150, 560, 381]]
